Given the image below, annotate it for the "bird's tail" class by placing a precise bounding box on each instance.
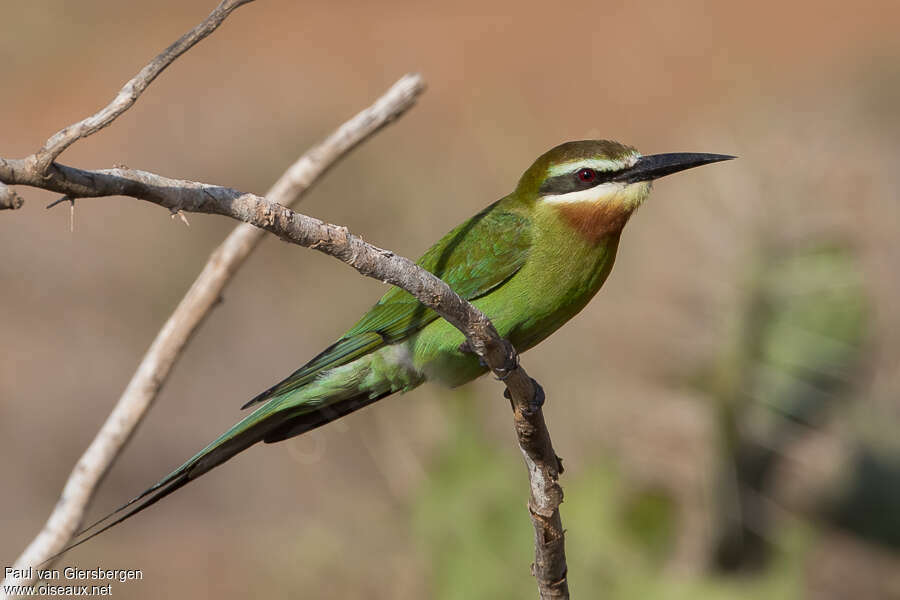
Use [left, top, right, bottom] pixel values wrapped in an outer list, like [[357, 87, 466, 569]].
[[50, 390, 389, 561]]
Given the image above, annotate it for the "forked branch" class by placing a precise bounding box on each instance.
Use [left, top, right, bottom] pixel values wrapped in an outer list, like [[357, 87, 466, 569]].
[[31, 0, 255, 174], [0, 2, 567, 598]]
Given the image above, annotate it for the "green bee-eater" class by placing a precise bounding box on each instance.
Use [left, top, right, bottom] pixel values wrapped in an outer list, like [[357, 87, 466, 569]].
[[70, 140, 732, 549]]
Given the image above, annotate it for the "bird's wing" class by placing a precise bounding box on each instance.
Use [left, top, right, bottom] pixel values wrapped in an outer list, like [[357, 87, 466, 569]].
[[242, 201, 531, 408], [57, 202, 532, 557]]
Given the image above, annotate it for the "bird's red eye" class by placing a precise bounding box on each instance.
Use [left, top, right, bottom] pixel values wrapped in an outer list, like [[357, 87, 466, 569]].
[[577, 168, 596, 182]]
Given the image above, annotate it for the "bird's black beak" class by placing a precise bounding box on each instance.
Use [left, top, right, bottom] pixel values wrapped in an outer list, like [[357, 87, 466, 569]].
[[612, 153, 735, 184]]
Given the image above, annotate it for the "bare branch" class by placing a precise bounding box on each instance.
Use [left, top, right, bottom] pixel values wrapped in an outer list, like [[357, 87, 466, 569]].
[[1, 160, 485, 334], [3, 148, 569, 598], [0, 0, 568, 592], [2, 74, 425, 593], [30, 0, 255, 174], [0, 182, 23, 210], [508, 379, 569, 598]]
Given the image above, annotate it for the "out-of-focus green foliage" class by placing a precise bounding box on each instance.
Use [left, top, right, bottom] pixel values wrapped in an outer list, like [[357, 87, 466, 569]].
[[413, 397, 534, 600], [620, 487, 677, 566], [751, 243, 867, 426], [698, 241, 870, 571], [701, 242, 868, 434], [414, 397, 811, 599]]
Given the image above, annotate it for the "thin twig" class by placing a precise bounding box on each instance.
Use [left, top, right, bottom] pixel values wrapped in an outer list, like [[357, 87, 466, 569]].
[[30, 0, 255, 175], [1, 74, 425, 594]]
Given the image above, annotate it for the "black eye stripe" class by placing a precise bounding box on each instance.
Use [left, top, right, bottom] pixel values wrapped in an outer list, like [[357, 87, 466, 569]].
[[539, 168, 617, 196]]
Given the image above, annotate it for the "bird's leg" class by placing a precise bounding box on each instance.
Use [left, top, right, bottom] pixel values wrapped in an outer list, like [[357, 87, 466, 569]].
[[459, 338, 540, 411]]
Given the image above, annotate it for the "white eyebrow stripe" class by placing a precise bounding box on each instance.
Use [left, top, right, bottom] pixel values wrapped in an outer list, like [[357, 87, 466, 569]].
[[541, 182, 621, 204], [546, 156, 638, 177]]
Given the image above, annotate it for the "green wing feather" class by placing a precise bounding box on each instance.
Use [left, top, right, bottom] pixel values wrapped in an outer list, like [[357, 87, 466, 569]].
[[56, 200, 532, 558], [54, 201, 532, 557], [242, 201, 532, 408]]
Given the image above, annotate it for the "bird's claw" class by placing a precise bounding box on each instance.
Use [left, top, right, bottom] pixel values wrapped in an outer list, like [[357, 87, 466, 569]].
[[492, 349, 519, 381], [460, 340, 514, 372], [503, 377, 545, 414], [526, 378, 545, 414]]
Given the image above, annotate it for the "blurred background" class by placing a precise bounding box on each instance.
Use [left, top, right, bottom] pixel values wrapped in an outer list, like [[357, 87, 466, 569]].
[[2, 1, 899, 598]]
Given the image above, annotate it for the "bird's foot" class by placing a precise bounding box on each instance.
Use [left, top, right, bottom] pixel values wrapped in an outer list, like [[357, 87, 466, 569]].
[[503, 377, 545, 414], [526, 378, 546, 413], [492, 347, 519, 381], [458, 340, 519, 379], [459, 340, 512, 373]]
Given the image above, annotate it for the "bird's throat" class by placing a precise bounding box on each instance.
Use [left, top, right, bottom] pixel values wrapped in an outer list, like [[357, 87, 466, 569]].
[[547, 181, 650, 244], [555, 202, 633, 244]]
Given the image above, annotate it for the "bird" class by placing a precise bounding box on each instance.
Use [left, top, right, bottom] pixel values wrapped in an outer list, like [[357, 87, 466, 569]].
[[65, 139, 733, 552]]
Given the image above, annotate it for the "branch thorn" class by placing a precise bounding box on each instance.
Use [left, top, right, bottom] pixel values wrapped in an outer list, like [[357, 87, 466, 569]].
[[171, 209, 190, 227], [46, 195, 71, 210], [46, 195, 76, 231]]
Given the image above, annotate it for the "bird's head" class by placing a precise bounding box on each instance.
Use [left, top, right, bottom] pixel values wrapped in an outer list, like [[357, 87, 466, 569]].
[[516, 140, 733, 242]]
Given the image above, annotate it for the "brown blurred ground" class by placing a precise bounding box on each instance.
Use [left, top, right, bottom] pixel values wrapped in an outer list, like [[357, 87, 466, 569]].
[[2, 1, 899, 598]]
